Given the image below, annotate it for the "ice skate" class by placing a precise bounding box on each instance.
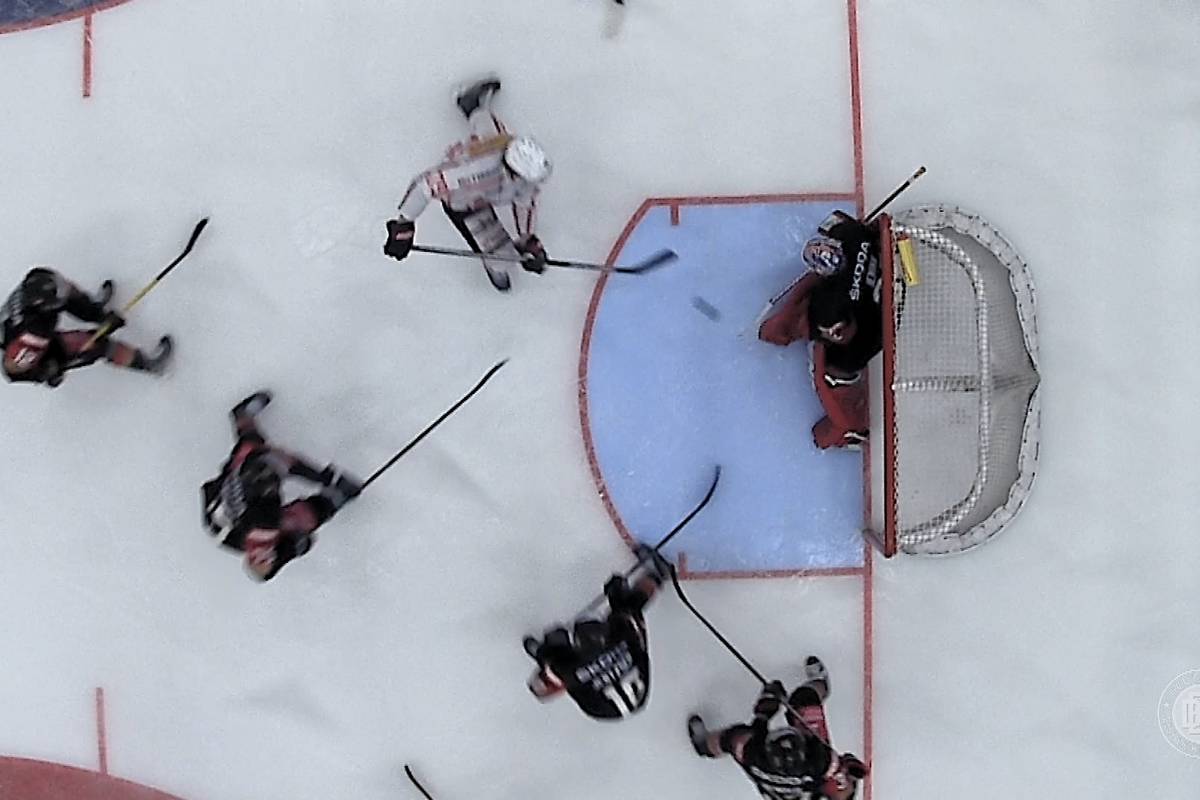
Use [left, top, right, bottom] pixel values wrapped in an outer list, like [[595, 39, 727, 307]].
[[455, 74, 501, 119]]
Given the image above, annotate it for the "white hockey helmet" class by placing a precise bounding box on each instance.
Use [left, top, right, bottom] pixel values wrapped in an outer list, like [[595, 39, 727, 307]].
[[503, 136, 553, 184]]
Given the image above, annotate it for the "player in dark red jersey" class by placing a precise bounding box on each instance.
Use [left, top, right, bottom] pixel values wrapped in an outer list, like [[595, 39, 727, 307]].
[[2, 268, 171, 387], [688, 657, 868, 800], [758, 213, 884, 449], [201, 392, 362, 581], [523, 545, 670, 720]]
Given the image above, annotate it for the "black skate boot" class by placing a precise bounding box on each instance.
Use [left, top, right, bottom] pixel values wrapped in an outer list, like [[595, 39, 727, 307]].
[[455, 74, 501, 119], [688, 715, 712, 757], [801, 654, 830, 700], [231, 390, 272, 421], [95, 280, 114, 307], [522, 636, 541, 660], [483, 263, 511, 293], [135, 336, 173, 375]]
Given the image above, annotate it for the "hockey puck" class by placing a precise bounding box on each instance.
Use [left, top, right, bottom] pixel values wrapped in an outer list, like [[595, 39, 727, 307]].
[[691, 296, 721, 321]]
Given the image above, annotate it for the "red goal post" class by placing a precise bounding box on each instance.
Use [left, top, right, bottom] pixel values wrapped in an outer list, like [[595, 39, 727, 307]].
[[866, 206, 1041, 556]]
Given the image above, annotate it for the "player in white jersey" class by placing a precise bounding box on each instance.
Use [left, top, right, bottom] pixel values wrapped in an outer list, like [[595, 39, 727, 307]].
[[383, 76, 553, 293]]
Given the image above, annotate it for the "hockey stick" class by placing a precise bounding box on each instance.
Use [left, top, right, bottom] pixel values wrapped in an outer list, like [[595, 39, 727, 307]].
[[668, 564, 767, 683], [361, 360, 507, 490], [83, 218, 210, 351], [863, 166, 926, 224], [577, 465, 721, 617], [669, 566, 851, 761], [410, 243, 677, 275], [404, 766, 437, 800]]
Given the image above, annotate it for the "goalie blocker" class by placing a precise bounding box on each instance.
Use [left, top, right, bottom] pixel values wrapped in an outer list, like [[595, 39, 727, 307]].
[[758, 212, 884, 450]]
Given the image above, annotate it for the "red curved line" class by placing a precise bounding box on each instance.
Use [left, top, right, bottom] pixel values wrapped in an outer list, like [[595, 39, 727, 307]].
[[578, 198, 654, 552], [577, 192, 858, 561], [0, 756, 188, 800], [0, 0, 137, 36]]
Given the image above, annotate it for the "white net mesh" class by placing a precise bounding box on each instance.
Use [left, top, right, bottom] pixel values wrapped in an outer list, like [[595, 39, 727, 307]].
[[882, 205, 1040, 556]]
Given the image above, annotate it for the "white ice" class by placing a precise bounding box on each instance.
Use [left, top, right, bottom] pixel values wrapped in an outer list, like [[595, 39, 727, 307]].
[[0, 1, 1197, 799]]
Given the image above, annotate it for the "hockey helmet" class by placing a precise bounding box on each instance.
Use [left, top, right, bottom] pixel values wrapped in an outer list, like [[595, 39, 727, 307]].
[[21, 268, 61, 312], [802, 235, 843, 276], [573, 619, 609, 652], [238, 455, 281, 502], [503, 136, 553, 184], [3, 333, 50, 376], [764, 727, 808, 775]]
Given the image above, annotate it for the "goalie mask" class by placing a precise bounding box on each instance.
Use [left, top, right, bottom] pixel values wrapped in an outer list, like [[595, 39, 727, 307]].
[[803, 235, 842, 276], [503, 136, 553, 184]]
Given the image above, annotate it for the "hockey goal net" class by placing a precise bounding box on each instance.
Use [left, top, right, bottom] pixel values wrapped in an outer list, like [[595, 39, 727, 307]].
[[867, 206, 1041, 556]]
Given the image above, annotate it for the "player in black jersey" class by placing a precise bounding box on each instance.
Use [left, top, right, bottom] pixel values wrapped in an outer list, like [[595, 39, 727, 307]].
[[523, 545, 670, 720], [757, 212, 884, 450], [688, 657, 867, 800], [201, 391, 362, 581], [2, 267, 171, 386]]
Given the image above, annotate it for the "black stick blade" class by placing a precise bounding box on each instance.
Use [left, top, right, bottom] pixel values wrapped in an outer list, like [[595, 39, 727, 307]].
[[615, 248, 678, 274], [651, 464, 721, 551], [154, 217, 211, 281], [404, 765, 437, 800]]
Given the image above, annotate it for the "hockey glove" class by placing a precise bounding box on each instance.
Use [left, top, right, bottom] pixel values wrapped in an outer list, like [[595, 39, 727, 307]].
[[516, 235, 547, 273], [753, 680, 786, 718], [839, 753, 868, 780], [100, 311, 125, 334], [383, 218, 416, 261], [603, 574, 627, 604], [320, 466, 363, 499]]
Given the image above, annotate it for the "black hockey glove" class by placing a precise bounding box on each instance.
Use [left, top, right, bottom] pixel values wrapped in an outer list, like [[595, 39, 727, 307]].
[[603, 574, 627, 603], [383, 218, 416, 261], [320, 465, 363, 499], [516, 235, 547, 274], [753, 680, 786, 718], [100, 311, 125, 334], [839, 753, 869, 780]]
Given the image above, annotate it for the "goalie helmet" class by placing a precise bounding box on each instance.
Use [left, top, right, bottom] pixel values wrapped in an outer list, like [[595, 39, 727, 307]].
[[764, 727, 808, 775], [802, 235, 843, 276], [503, 136, 553, 184]]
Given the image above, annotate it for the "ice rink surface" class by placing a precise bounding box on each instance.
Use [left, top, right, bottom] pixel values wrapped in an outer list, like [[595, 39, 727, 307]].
[[0, 1, 1198, 799]]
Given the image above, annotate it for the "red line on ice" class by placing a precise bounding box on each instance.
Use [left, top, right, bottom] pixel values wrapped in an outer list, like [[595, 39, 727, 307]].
[[94, 687, 108, 775], [82, 14, 93, 98], [846, 0, 866, 211]]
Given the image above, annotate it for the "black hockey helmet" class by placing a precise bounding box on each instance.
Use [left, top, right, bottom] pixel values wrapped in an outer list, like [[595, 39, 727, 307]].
[[572, 619, 609, 652], [21, 268, 60, 312], [764, 727, 808, 775], [238, 455, 281, 502]]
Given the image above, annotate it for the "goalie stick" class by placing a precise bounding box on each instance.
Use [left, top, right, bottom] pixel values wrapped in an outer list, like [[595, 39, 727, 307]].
[[576, 465, 721, 617], [410, 243, 677, 275], [83, 217, 210, 350], [404, 765, 437, 800]]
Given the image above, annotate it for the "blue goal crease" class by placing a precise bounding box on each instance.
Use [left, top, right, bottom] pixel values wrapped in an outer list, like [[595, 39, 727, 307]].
[[584, 200, 865, 574]]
